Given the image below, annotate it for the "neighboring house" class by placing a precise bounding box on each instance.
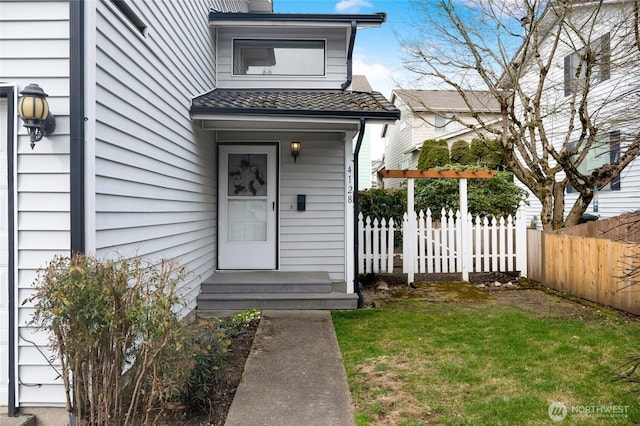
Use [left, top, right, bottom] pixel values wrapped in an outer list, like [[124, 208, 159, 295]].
[[509, 0, 640, 223], [351, 74, 375, 190], [371, 158, 384, 188], [0, 0, 399, 419], [381, 89, 501, 188]]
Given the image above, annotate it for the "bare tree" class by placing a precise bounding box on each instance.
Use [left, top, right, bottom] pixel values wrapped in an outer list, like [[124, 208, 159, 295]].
[[401, 0, 640, 230]]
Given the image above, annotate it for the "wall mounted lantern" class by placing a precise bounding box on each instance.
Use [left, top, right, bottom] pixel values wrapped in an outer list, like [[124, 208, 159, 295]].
[[290, 142, 301, 163], [17, 83, 56, 149]]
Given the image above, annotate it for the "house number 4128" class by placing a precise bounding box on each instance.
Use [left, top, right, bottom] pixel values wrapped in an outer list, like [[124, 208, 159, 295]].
[[347, 165, 353, 204]]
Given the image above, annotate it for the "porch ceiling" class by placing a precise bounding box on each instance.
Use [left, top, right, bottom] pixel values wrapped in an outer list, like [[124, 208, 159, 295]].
[[190, 88, 400, 130]]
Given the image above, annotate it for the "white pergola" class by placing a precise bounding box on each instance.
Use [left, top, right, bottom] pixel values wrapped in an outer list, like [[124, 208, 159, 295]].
[[378, 169, 496, 283]]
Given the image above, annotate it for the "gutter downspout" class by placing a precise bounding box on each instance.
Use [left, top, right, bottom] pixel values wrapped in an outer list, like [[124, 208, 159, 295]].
[[70, 0, 85, 254], [341, 21, 357, 90], [353, 117, 365, 308], [3, 85, 17, 417]]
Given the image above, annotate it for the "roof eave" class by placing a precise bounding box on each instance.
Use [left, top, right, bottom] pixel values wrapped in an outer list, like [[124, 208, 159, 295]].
[[208, 11, 387, 28], [191, 107, 399, 122]]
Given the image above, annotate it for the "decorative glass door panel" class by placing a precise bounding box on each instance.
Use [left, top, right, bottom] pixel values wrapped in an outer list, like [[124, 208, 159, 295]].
[[218, 144, 277, 269], [228, 200, 267, 241]]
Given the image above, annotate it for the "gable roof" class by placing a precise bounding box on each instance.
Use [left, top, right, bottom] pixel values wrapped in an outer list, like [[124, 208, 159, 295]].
[[191, 89, 400, 121], [393, 89, 500, 113]]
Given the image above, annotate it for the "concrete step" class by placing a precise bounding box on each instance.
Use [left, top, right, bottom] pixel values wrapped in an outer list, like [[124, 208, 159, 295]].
[[197, 292, 358, 311], [0, 414, 36, 426], [201, 281, 332, 294]]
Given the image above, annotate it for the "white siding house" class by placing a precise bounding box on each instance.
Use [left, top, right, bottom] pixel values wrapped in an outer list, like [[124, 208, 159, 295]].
[[510, 1, 640, 224], [1, 0, 72, 410], [1, 0, 399, 420], [382, 89, 501, 188], [93, 0, 218, 313]]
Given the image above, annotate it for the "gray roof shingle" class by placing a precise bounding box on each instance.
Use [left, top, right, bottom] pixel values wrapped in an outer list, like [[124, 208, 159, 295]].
[[191, 89, 400, 120], [394, 89, 500, 113]]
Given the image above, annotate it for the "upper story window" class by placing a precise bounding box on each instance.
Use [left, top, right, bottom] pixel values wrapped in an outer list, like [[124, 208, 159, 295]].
[[566, 130, 620, 193], [434, 113, 456, 133], [233, 39, 326, 76], [564, 32, 610, 96]]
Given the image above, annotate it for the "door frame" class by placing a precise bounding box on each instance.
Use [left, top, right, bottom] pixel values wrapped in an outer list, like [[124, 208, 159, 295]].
[[0, 84, 16, 414], [216, 142, 279, 270]]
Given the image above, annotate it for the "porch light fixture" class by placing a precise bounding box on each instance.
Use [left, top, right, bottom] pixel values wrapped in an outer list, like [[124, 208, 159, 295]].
[[290, 142, 301, 163], [17, 83, 56, 149]]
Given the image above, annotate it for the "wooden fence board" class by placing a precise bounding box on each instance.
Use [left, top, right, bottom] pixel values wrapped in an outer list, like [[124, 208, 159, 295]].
[[526, 229, 543, 282], [540, 232, 640, 315], [556, 210, 640, 242]]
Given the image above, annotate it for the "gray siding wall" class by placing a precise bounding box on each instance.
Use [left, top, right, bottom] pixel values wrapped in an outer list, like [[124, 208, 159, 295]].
[[215, 27, 348, 89], [216, 132, 347, 281], [280, 135, 346, 281], [93, 0, 217, 314], [1, 0, 71, 407]]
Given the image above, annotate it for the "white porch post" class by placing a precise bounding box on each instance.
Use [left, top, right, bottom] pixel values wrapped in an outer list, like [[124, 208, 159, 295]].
[[345, 135, 355, 293], [407, 178, 415, 284], [459, 178, 470, 281]]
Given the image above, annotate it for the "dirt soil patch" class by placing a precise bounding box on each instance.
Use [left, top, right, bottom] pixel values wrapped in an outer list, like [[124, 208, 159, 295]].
[[151, 319, 258, 426], [361, 271, 639, 323]]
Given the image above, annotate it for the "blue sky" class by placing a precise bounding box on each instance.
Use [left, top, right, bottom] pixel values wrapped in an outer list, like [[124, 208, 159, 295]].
[[273, 0, 415, 98]]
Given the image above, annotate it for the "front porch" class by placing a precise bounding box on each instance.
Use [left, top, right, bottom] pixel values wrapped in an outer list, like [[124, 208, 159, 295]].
[[197, 271, 358, 315]]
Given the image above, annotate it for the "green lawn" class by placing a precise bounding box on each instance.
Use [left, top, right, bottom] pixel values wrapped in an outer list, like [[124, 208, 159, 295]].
[[333, 290, 640, 425]]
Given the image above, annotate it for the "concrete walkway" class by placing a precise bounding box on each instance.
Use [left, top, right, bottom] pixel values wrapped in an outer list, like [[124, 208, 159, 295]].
[[224, 310, 354, 426]]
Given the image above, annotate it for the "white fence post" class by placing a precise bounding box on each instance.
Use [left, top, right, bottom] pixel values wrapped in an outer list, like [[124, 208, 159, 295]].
[[379, 218, 386, 274], [372, 218, 380, 273], [387, 218, 395, 272], [418, 210, 426, 273], [473, 215, 481, 272], [516, 202, 528, 277], [459, 178, 469, 281], [358, 212, 364, 273], [426, 209, 433, 273]]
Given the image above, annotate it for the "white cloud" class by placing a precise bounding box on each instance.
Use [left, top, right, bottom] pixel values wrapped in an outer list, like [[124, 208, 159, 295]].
[[353, 58, 393, 97], [335, 0, 372, 13]]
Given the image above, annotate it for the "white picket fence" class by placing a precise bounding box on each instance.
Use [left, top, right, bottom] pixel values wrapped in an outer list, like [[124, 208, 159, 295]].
[[358, 207, 527, 278]]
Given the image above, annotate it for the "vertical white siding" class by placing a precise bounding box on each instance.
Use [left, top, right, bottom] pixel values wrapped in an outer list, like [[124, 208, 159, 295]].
[[93, 0, 216, 314], [216, 27, 348, 89], [1, 0, 71, 408]]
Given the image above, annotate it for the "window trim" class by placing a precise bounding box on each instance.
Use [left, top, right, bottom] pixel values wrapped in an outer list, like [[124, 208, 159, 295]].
[[566, 130, 621, 193], [232, 38, 327, 77], [108, 0, 148, 37], [564, 32, 610, 97]]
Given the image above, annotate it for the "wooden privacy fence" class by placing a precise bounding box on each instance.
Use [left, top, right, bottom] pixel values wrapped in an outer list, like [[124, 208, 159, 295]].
[[358, 207, 528, 277], [528, 212, 640, 315]]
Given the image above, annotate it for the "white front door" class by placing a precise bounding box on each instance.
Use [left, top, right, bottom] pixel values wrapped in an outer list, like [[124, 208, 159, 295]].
[[0, 97, 10, 406], [218, 143, 277, 269]]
